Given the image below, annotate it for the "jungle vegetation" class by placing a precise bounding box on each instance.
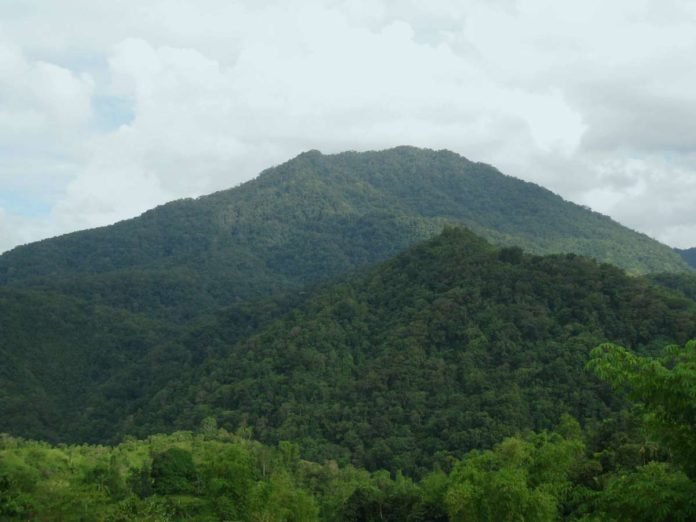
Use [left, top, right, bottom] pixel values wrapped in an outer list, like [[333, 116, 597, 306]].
[[1, 148, 694, 520], [2, 340, 695, 521]]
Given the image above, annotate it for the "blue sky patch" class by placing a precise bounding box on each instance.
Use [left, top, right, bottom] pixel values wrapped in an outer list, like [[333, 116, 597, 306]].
[[0, 191, 53, 218], [92, 95, 135, 132]]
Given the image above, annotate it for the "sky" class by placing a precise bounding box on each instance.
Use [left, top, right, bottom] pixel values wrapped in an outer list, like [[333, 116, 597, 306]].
[[1, 0, 695, 252]]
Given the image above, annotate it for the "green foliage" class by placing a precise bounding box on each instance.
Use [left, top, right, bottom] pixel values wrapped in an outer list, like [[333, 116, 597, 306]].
[[0, 430, 323, 521], [138, 229, 694, 475], [0, 427, 567, 521], [597, 462, 696, 521], [578, 340, 696, 520], [150, 447, 197, 495], [0, 422, 632, 519], [588, 340, 696, 477], [648, 271, 696, 302], [2, 407, 695, 521], [444, 427, 583, 522], [0, 287, 175, 443], [3, 228, 695, 472]]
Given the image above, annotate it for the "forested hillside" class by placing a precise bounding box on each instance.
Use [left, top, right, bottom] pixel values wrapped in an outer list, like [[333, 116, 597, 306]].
[[0, 284, 306, 444], [677, 246, 696, 268], [648, 271, 696, 302], [0, 287, 176, 443], [3, 228, 695, 463], [86, 229, 696, 475], [1, 148, 694, 519], [0, 148, 689, 322], [3, 339, 695, 521]]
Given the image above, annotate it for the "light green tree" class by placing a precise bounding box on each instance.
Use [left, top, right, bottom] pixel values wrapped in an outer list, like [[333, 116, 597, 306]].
[[588, 340, 696, 477]]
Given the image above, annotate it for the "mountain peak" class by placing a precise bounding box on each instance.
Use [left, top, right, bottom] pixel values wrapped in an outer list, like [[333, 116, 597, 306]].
[[0, 148, 690, 311]]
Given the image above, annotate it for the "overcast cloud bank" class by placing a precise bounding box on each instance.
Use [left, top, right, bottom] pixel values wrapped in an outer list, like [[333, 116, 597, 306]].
[[1, 0, 695, 252]]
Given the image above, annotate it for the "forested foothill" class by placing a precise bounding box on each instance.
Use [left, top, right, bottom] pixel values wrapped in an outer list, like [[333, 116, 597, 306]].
[[2, 340, 695, 520]]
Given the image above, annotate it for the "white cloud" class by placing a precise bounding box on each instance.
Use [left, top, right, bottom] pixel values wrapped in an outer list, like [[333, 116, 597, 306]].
[[0, 44, 93, 146], [0, 0, 695, 251]]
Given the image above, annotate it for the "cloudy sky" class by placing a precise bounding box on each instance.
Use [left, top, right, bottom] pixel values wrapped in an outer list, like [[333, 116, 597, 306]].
[[1, 0, 695, 252]]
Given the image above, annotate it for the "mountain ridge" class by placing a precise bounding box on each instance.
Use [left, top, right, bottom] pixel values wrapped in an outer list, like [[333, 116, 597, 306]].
[[0, 147, 689, 325], [677, 246, 696, 268]]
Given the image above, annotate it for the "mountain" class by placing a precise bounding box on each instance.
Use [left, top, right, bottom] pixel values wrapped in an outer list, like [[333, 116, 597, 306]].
[[648, 273, 696, 308], [0, 281, 307, 444], [114, 229, 696, 475], [0, 287, 174, 442], [0, 147, 689, 323], [677, 246, 696, 268], [3, 227, 694, 463], [1, 147, 695, 519]]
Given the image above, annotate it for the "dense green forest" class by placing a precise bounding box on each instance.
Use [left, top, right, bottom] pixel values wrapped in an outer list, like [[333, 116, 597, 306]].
[[676, 247, 696, 268], [123, 229, 696, 475], [1, 148, 694, 519], [0, 285, 298, 444], [2, 340, 695, 521], [648, 271, 696, 302], [3, 229, 695, 473], [0, 148, 689, 324], [0, 287, 181, 443]]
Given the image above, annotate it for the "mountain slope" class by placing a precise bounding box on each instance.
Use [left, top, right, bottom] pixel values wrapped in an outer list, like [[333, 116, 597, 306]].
[[124, 229, 696, 475], [648, 271, 696, 302], [0, 287, 175, 442], [1, 227, 694, 465], [0, 147, 689, 321], [677, 247, 696, 268]]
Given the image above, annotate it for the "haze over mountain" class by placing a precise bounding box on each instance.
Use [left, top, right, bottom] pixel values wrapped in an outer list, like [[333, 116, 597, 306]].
[[0, 148, 689, 324], [677, 247, 696, 269]]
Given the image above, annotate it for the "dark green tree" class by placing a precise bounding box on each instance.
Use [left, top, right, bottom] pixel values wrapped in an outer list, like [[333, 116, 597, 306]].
[[151, 447, 198, 495]]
